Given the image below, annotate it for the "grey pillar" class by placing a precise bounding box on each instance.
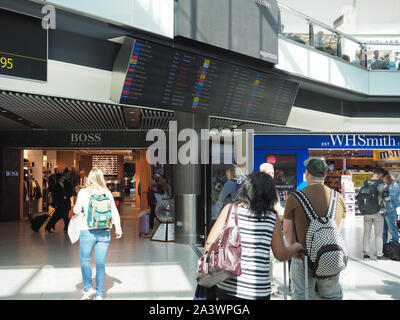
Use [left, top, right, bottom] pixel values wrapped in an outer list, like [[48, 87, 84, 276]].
[[173, 111, 209, 245]]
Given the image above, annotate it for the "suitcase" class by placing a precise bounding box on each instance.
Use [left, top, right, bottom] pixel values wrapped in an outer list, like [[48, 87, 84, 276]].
[[139, 214, 150, 235], [31, 213, 50, 232], [283, 249, 309, 300]]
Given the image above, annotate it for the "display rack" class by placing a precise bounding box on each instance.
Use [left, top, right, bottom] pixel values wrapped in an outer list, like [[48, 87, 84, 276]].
[[325, 170, 343, 193], [341, 175, 356, 215], [92, 155, 118, 176]]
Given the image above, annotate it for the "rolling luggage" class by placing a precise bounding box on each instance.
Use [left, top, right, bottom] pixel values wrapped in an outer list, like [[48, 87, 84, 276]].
[[283, 249, 309, 300], [30, 213, 50, 232], [139, 214, 150, 235]]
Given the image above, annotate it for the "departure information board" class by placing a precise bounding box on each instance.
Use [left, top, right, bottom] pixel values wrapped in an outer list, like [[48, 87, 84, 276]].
[[0, 8, 48, 82], [118, 39, 298, 125]]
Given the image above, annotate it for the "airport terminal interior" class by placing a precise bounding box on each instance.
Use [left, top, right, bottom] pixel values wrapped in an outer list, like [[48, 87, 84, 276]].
[[0, 0, 400, 301]]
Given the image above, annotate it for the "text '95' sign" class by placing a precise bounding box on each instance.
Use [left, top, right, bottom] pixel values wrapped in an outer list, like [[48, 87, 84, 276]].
[[0, 8, 48, 82]]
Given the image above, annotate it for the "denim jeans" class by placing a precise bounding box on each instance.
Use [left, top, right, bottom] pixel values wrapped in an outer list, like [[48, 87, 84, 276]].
[[383, 211, 399, 244], [80, 229, 111, 297], [290, 257, 343, 300]]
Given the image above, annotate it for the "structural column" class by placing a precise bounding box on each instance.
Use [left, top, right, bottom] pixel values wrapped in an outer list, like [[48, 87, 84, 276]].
[[173, 111, 209, 245]]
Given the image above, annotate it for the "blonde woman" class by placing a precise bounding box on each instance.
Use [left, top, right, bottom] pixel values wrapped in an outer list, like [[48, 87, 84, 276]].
[[73, 168, 122, 300]]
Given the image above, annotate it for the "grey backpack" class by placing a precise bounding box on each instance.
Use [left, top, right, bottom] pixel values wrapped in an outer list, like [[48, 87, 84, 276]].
[[292, 189, 348, 279]]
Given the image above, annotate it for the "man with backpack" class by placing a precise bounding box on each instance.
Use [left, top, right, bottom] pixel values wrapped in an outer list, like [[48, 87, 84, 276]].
[[283, 158, 347, 300], [357, 167, 390, 260]]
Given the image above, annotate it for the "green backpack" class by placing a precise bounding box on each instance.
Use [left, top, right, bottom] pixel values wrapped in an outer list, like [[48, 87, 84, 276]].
[[87, 194, 113, 229]]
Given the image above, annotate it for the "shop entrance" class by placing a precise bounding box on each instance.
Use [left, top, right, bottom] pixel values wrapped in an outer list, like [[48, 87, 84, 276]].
[[9, 148, 161, 226], [254, 134, 400, 218], [309, 149, 400, 215]]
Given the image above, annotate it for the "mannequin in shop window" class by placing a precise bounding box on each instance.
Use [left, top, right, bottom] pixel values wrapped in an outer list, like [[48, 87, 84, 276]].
[[45, 173, 73, 233]]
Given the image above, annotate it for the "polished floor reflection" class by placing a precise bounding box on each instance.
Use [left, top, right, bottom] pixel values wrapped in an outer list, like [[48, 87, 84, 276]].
[[0, 214, 399, 300], [272, 215, 400, 300], [0, 217, 198, 300]]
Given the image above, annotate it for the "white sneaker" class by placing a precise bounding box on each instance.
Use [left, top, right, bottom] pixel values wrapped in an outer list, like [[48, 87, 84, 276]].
[[80, 288, 96, 300], [95, 295, 104, 300]]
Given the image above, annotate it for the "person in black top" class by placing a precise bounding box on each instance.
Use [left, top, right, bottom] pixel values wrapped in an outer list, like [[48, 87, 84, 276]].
[[45, 173, 73, 233]]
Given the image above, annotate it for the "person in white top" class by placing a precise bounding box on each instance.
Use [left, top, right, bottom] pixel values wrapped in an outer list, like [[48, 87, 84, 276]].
[[72, 168, 122, 300]]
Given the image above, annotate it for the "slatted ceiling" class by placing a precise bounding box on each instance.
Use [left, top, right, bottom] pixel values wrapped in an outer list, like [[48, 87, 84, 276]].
[[209, 117, 308, 132], [138, 108, 173, 131], [0, 92, 41, 126], [0, 115, 30, 130], [0, 91, 129, 130], [0, 90, 305, 132]]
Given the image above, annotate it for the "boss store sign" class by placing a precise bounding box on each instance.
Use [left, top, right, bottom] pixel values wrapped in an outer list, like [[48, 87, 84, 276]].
[[5, 170, 19, 177], [70, 133, 102, 146], [0, 131, 151, 148]]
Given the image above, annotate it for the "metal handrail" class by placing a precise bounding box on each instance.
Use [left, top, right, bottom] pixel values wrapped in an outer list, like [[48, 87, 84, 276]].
[[278, 3, 363, 46]]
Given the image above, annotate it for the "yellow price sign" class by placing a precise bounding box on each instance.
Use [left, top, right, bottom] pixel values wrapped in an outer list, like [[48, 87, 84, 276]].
[[352, 173, 373, 188]]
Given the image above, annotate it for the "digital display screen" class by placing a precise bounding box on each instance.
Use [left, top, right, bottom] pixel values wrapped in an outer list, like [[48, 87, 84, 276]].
[[119, 40, 298, 125], [175, 0, 279, 64], [0, 8, 47, 81]]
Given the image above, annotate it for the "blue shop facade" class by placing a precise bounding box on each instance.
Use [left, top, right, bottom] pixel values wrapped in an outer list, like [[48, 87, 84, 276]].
[[254, 134, 400, 210]]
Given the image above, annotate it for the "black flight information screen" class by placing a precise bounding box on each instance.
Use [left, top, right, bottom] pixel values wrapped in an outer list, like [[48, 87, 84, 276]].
[[0, 8, 47, 82], [119, 40, 298, 125]]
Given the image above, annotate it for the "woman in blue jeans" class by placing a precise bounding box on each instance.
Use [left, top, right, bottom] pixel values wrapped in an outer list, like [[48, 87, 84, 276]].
[[73, 168, 122, 300], [382, 173, 400, 244]]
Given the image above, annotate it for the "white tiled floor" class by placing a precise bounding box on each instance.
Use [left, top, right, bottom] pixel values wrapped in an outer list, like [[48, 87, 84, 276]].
[[0, 213, 399, 300], [0, 217, 198, 300], [272, 214, 400, 300]]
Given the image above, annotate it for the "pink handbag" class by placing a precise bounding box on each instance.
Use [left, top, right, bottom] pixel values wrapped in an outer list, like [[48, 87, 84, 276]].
[[196, 203, 242, 288]]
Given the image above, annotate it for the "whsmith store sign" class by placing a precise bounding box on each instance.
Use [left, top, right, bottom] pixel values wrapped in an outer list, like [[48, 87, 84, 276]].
[[254, 134, 400, 150], [253, 134, 400, 188]]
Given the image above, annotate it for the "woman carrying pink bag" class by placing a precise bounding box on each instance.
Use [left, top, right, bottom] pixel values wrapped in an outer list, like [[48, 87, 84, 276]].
[[201, 171, 303, 300]]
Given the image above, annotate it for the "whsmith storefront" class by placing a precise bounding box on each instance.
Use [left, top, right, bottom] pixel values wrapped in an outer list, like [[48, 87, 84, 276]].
[[254, 134, 400, 215]]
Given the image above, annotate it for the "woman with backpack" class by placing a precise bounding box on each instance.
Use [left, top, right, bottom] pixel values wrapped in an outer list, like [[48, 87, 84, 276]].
[[73, 168, 122, 300], [382, 173, 400, 245]]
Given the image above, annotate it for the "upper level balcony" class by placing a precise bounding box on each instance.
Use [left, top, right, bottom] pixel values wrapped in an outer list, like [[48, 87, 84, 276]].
[[276, 4, 400, 96]]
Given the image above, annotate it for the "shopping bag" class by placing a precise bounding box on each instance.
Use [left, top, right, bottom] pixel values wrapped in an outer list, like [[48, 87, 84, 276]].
[[68, 215, 81, 244], [193, 284, 217, 300], [139, 214, 150, 235]]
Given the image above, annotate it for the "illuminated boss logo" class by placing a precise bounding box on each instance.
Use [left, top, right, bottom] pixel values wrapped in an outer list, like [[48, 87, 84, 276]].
[[71, 133, 102, 145], [5, 170, 19, 177]]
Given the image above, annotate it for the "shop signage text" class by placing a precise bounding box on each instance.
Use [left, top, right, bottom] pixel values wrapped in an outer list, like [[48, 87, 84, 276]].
[[328, 135, 397, 148], [254, 134, 400, 150], [379, 150, 400, 160], [5, 170, 19, 177], [70, 133, 102, 146]]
